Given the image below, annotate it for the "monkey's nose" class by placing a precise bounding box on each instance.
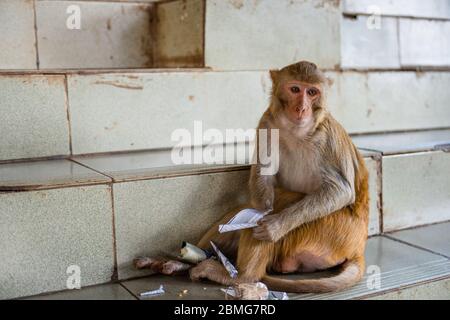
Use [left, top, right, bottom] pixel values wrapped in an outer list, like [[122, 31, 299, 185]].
[[296, 106, 305, 114]]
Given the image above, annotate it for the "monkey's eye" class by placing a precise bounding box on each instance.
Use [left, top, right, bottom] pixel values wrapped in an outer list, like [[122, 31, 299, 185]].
[[307, 88, 318, 96], [290, 86, 300, 94]]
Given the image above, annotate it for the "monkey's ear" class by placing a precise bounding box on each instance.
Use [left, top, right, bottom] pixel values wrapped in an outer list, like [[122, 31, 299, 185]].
[[269, 70, 279, 84]]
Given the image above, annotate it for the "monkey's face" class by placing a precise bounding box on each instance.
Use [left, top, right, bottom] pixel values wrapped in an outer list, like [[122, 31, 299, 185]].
[[279, 81, 321, 127]]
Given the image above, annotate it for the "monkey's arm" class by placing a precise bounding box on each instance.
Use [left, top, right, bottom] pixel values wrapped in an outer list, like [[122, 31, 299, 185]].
[[249, 164, 275, 211], [249, 115, 277, 211], [253, 167, 355, 242], [283, 165, 355, 224], [254, 140, 357, 242]]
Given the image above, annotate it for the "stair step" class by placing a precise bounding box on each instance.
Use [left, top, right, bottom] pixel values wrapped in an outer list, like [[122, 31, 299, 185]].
[[2, 147, 448, 299], [35, 1, 154, 69], [387, 221, 450, 258], [2, 71, 450, 161], [3, 0, 450, 71], [0, 183, 114, 300], [72, 146, 250, 182], [1, 0, 340, 71], [0, 159, 110, 191], [366, 278, 450, 300], [381, 151, 450, 232], [352, 129, 450, 155], [0, 147, 380, 299], [24, 225, 450, 300], [343, 0, 450, 20], [293, 236, 450, 300], [203, 0, 340, 70]]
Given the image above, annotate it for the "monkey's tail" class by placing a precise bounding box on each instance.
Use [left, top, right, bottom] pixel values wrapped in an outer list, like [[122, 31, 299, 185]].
[[261, 256, 365, 293]]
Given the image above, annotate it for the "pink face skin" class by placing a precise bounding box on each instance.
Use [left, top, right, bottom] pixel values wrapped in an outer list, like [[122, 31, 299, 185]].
[[281, 81, 321, 126]]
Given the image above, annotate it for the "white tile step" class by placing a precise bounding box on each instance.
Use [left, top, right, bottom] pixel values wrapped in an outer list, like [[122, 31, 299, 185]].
[[352, 129, 450, 155], [0, 146, 380, 299], [23, 224, 450, 300], [2, 146, 449, 299], [2, 70, 450, 161]]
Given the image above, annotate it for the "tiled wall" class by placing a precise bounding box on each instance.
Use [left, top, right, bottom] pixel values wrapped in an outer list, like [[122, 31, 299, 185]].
[[204, 0, 341, 70], [0, 0, 154, 70], [342, 0, 450, 69]]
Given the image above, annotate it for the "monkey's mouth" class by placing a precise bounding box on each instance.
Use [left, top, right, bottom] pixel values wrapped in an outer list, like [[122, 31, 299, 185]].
[[289, 113, 308, 125]]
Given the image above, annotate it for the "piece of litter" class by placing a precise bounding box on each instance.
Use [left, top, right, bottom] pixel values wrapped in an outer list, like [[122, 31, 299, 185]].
[[182, 289, 188, 294], [139, 285, 165, 298], [179, 241, 210, 264], [268, 290, 289, 300], [221, 283, 288, 300], [210, 241, 238, 278], [218, 208, 269, 233], [222, 282, 269, 300], [221, 287, 236, 297]]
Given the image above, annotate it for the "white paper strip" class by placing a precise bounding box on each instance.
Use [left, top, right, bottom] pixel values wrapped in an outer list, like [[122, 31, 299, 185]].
[[218, 208, 267, 233], [210, 241, 238, 278]]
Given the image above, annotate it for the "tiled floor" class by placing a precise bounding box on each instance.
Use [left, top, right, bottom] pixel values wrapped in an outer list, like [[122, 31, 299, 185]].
[[387, 222, 450, 258], [23, 223, 450, 300]]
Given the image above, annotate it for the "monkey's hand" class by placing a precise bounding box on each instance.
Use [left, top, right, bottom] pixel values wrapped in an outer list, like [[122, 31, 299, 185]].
[[253, 214, 285, 242]]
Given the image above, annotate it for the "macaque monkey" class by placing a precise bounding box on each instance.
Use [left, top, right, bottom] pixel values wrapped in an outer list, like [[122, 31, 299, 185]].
[[138, 61, 369, 293]]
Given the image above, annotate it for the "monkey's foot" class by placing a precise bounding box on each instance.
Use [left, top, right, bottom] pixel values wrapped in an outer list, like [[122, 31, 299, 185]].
[[134, 256, 191, 275], [190, 258, 235, 286]]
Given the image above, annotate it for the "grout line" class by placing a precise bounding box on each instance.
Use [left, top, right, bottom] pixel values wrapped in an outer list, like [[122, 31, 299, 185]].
[[383, 218, 450, 233], [0, 181, 111, 194], [376, 153, 384, 234], [119, 282, 140, 300], [396, 17, 402, 67], [32, 0, 40, 69], [201, 0, 206, 68], [69, 158, 115, 180], [149, 2, 157, 68], [384, 234, 450, 260], [349, 126, 450, 136], [109, 183, 119, 282], [342, 12, 450, 22], [17, 280, 114, 300], [3, 67, 450, 75], [64, 75, 73, 155], [0, 155, 68, 165], [108, 165, 250, 184], [357, 147, 382, 154], [35, 0, 177, 4]]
